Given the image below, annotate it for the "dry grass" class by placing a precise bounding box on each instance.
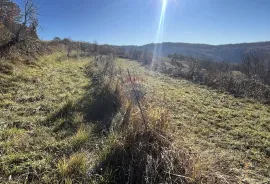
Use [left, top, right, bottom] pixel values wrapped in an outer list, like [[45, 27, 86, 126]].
[[86, 57, 204, 184], [117, 58, 270, 183], [2, 52, 269, 183], [69, 124, 91, 150], [57, 152, 87, 181], [0, 52, 96, 183]]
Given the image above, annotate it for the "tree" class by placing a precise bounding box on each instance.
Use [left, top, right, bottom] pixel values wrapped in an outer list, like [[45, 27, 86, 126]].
[[0, 0, 20, 27], [53, 37, 61, 42], [188, 57, 199, 79], [0, 0, 38, 55], [80, 41, 89, 55], [93, 40, 99, 55], [241, 52, 270, 84], [63, 38, 72, 57], [0, 0, 20, 44]]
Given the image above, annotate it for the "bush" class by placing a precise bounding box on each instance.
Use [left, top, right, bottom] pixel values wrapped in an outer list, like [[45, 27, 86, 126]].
[[86, 55, 209, 184], [155, 54, 270, 103]]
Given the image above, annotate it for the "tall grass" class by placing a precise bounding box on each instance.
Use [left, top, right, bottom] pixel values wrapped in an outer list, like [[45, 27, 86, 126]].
[[85, 55, 231, 184]]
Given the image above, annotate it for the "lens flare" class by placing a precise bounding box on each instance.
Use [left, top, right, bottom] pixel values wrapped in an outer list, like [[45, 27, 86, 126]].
[[151, 0, 168, 69]]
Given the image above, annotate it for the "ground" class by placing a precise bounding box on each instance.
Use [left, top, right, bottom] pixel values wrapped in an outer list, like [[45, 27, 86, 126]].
[[117, 59, 270, 183], [0, 53, 97, 183], [0, 54, 269, 183]]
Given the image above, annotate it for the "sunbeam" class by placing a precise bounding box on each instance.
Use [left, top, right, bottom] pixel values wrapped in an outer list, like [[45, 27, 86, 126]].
[[151, 0, 168, 69]]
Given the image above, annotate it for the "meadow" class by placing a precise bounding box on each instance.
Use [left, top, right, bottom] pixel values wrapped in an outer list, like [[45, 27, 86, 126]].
[[1, 53, 269, 183]]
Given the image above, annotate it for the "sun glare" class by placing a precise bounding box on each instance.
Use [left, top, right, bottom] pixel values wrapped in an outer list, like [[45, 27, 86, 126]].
[[151, 0, 168, 69]]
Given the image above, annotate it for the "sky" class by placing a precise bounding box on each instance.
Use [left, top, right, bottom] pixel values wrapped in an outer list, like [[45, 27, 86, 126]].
[[15, 0, 270, 45]]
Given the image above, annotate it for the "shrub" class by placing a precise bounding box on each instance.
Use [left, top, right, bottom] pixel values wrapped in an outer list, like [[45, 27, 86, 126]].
[[86, 57, 202, 184], [155, 54, 270, 103]]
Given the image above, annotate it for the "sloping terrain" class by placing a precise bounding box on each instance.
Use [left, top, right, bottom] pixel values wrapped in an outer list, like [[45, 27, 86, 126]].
[[1, 53, 269, 183], [117, 59, 270, 183], [0, 53, 99, 183], [122, 41, 270, 62]]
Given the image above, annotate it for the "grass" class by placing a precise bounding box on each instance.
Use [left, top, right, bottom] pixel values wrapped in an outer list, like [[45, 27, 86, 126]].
[[57, 152, 87, 179], [0, 52, 97, 183], [1, 52, 269, 183], [117, 58, 270, 183], [69, 124, 91, 150]]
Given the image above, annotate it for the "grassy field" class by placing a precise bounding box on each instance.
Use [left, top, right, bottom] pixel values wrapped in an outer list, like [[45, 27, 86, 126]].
[[0, 53, 100, 183], [117, 59, 270, 183], [1, 54, 269, 183]]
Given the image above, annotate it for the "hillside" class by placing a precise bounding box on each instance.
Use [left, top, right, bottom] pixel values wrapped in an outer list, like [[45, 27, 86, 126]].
[[121, 41, 270, 62], [1, 52, 269, 183], [1, 0, 270, 183], [0, 53, 94, 183], [117, 59, 270, 183]]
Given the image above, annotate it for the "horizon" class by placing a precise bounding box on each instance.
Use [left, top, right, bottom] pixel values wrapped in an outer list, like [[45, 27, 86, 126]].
[[15, 0, 270, 45], [116, 40, 270, 47], [2, 1, 270, 183], [40, 39, 270, 47]]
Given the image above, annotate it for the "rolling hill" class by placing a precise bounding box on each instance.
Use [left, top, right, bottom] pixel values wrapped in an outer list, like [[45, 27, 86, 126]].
[[121, 41, 270, 63]]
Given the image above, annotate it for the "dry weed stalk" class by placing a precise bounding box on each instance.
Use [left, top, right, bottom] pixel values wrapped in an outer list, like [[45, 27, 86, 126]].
[[87, 56, 238, 184]]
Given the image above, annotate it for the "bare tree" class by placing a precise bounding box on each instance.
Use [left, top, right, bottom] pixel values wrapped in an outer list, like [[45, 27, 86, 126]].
[[0, 0, 38, 54], [63, 38, 72, 57], [93, 40, 99, 55], [188, 57, 199, 79], [241, 51, 270, 84], [53, 37, 61, 42]]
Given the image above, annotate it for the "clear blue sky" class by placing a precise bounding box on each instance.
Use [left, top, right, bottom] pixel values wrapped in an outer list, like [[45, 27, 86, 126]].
[[16, 0, 270, 45]]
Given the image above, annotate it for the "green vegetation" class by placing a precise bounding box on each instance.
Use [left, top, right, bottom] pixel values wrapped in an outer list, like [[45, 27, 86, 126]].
[[84, 56, 201, 184], [1, 50, 270, 183], [0, 52, 96, 183], [1, 1, 269, 183], [117, 58, 270, 183]]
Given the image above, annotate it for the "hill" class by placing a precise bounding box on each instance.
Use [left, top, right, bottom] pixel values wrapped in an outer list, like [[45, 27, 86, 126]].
[[117, 58, 270, 183], [121, 41, 270, 63], [1, 51, 269, 183]]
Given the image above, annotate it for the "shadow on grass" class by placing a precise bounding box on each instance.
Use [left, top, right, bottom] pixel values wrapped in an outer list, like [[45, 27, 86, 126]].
[[89, 130, 189, 184], [77, 88, 121, 128], [42, 83, 121, 137]]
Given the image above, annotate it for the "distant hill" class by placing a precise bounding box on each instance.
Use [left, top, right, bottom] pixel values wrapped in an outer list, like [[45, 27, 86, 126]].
[[121, 41, 270, 63]]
